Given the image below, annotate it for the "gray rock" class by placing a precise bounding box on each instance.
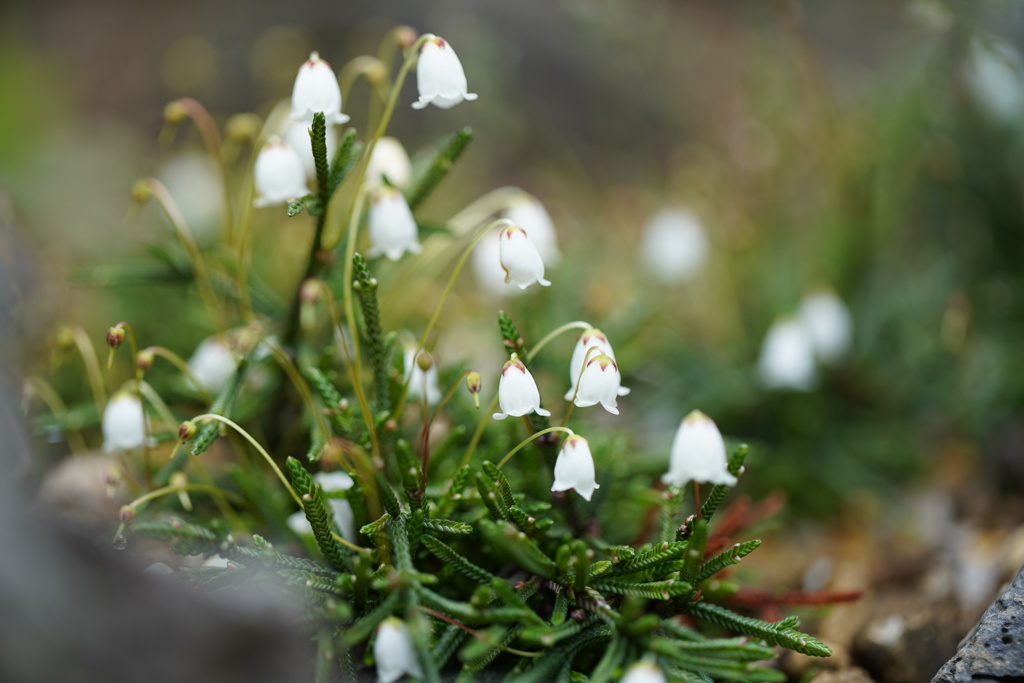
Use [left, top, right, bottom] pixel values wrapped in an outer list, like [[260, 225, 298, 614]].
[[933, 565, 1024, 682]]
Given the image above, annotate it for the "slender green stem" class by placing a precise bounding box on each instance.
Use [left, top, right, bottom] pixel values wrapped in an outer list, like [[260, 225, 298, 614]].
[[692, 481, 702, 522], [391, 218, 513, 421], [22, 376, 88, 454], [496, 427, 574, 470], [417, 369, 473, 490], [137, 380, 177, 429], [526, 321, 592, 362], [459, 393, 500, 470], [144, 346, 213, 403], [110, 322, 153, 485], [191, 413, 302, 506], [112, 482, 245, 543], [264, 342, 333, 457], [65, 325, 107, 415], [137, 179, 226, 333]]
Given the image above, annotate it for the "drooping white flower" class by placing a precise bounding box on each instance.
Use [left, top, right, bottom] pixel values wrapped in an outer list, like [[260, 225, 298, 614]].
[[102, 392, 147, 453], [366, 136, 412, 188], [565, 328, 630, 400], [504, 194, 560, 265], [620, 659, 667, 683], [412, 37, 477, 110], [662, 410, 737, 487], [639, 208, 709, 284], [404, 348, 442, 406], [282, 119, 338, 180], [965, 37, 1024, 124], [253, 137, 309, 208], [493, 353, 551, 420], [374, 618, 423, 683], [498, 224, 551, 290], [470, 230, 525, 298], [187, 336, 236, 394], [290, 52, 349, 125], [551, 435, 600, 501], [286, 471, 357, 543], [798, 289, 853, 365], [573, 354, 625, 415], [315, 471, 354, 492], [757, 316, 817, 391], [368, 187, 422, 261]]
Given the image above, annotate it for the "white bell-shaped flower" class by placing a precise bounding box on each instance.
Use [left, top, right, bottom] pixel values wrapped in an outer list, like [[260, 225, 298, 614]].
[[374, 618, 423, 683], [315, 470, 354, 492], [253, 138, 309, 208], [965, 37, 1024, 124], [368, 187, 422, 261], [102, 392, 147, 453], [798, 289, 852, 365], [290, 52, 350, 125], [498, 224, 551, 289], [283, 119, 338, 181], [404, 348, 442, 405], [470, 230, 525, 298], [187, 335, 236, 394], [565, 328, 630, 400], [366, 136, 412, 188], [504, 194, 560, 265], [286, 471, 357, 542], [493, 353, 551, 420], [551, 435, 600, 501], [662, 410, 737, 487], [757, 316, 817, 391], [620, 659, 667, 683], [639, 208, 709, 285], [412, 37, 478, 110], [573, 354, 625, 415]]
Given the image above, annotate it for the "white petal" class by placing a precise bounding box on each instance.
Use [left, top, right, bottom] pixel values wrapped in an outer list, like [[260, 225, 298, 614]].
[[758, 317, 817, 391], [640, 208, 708, 285], [798, 290, 852, 365], [494, 358, 548, 418], [498, 227, 550, 289], [282, 120, 338, 180], [102, 393, 147, 452], [551, 437, 599, 501], [663, 411, 736, 487], [504, 195, 560, 264], [368, 189, 421, 262], [187, 336, 236, 394], [366, 137, 412, 188], [290, 53, 347, 124], [374, 618, 422, 683], [414, 38, 476, 110], [315, 471, 354, 492], [620, 660, 667, 683], [253, 139, 309, 207]]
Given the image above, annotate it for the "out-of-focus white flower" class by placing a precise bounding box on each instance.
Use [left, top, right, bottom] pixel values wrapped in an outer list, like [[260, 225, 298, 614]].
[[965, 37, 1024, 124], [493, 353, 551, 420], [757, 316, 817, 391], [565, 328, 630, 400], [504, 194, 560, 265], [412, 37, 477, 110], [551, 435, 600, 501], [202, 555, 232, 568], [366, 136, 412, 188], [253, 138, 309, 208], [102, 392, 147, 453], [282, 120, 338, 181], [404, 348, 442, 406], [187, 336, 237, 394], [639, 208, 709, 284], [158, 152, 221, 242], [498, 224, 551, 290], [368, 187, 421, 261], [798, 290, 853, 365], [573, 355, 625, 415], [374, 618, 423, 683], [286, 469, 357, 543], [662, 410, 737, 487], [620, 659, 667, 683], [290, 52, 349, 125]]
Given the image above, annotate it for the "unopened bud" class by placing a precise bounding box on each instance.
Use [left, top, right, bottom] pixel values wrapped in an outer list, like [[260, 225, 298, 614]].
[[136, 348, 155, 372], [384, 418, 398, 433], [55, 326, 75, 350], [465, 371, 482, 409], [178, 420, 197, 442], [130, 180, 152, 204], [416, 351, 434, 372], [106, 324, 126, 350], [163, 99, 188, 124], [119, 505, 136, 523], [394, 26, 418, 50], [224, 113, 261, 142], [300, 278, 322, 304]]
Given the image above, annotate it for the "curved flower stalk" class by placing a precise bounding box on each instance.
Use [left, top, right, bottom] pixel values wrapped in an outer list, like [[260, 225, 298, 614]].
[[374, 618, 423, 683], [290, 52, 350, 125], [411, 37, 477, 110], [367, 187, 422, 261], [186, 336, 236, 394], [365, 136, 412, 188], [102, 392, 148, 453], [639, 207, 709, 284], [253, 138, 309, 208], [573, 354, 625, 415], [498, 224, 551, 289], [565, 328, 630, 400], [662, 410, 737, 487], [757, 316, 817, 391], [551, 434, 600, 501], [493, 353, 551, 420]]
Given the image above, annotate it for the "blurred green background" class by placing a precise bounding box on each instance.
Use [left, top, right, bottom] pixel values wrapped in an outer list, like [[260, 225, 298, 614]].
[[4, 0, 1024, 518]]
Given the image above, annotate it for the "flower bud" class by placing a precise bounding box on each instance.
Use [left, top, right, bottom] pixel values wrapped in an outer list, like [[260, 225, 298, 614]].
[[493, 353, 550, 420], [290, 52, 349, 125], [498, 224, 551, 290], [55, 326, 75, 350], [106, 324, 126, 350], [551, 435, 600, 501], [178, 419, 197, 442], [416, 351, 434, 372], [662, 410, 736, 488], [119, 505, 136, 523], [300, 278, 322, 304], [404, 348, 441, 405], [394, 26, 418, 50], [136, 347, 155, 372], [412, 37, 477, 110], [465, 371, 482, 408], [163, 99, 188, 124]]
